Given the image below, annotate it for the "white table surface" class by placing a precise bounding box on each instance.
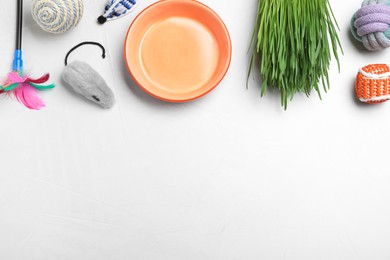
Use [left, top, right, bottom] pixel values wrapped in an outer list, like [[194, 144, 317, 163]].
[[1, 0, 390, 259]]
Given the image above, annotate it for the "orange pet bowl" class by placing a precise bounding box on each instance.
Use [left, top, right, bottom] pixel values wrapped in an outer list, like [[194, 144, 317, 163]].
[[124, 0, 232, 102]]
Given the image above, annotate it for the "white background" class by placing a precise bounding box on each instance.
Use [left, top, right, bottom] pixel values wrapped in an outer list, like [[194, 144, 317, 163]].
[[0, 0, 389, 259]]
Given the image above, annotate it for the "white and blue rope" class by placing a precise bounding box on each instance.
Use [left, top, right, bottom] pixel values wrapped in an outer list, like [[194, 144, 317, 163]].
[[98, 0, 138, 24]]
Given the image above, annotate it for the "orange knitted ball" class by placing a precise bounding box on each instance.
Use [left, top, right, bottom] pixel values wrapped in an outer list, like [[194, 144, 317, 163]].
[[356, 64, 390, 104]]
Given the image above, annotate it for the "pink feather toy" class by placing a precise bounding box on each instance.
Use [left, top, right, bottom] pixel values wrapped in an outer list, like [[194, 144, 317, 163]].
[[0, 0, 54, 110]]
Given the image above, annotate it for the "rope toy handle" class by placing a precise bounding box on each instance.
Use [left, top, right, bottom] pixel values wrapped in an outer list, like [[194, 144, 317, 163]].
[[65, 41, 106, 66]]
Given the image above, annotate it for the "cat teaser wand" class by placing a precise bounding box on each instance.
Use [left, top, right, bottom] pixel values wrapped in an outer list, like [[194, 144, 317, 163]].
[[1, 0, 55, 110]]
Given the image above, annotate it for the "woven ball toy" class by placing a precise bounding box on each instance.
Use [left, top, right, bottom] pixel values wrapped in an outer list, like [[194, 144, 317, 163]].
[[351, 0, 390, 51], [31, 0, 83, 34], [356, 64, 390, 103]]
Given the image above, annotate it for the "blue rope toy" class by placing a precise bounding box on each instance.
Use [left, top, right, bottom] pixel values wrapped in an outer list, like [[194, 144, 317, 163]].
[[98, 0, 138, 24]]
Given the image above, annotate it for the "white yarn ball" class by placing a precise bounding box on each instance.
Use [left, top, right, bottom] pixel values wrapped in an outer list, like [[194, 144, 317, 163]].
[[31, 0, 84, 34]]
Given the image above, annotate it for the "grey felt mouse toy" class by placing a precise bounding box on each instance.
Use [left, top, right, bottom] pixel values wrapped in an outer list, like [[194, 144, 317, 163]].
[[62, 42, 115, 109]]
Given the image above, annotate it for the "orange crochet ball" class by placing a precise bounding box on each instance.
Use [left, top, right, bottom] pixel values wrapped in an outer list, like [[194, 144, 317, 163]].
[[356, 64, 390, 104]]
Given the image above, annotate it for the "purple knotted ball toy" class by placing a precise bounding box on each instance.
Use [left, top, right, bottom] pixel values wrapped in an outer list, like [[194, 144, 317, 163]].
[[351, 0, 390, 51]]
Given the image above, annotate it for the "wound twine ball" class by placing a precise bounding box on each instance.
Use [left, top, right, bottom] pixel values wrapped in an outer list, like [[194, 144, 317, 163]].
[[31, 0, 84, 34], [351, 0, 390, 51], [356, 64, 390, 103]]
